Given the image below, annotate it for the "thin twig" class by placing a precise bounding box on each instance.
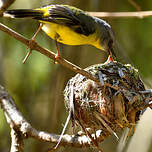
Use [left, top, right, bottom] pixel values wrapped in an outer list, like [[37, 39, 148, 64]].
[[22, 23, 43, 64], [128, 0, 141, 11], [88, 11, 152, 18]]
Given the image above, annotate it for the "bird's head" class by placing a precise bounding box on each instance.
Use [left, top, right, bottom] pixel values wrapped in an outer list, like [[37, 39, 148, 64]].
[[95, 17, 116, 59]]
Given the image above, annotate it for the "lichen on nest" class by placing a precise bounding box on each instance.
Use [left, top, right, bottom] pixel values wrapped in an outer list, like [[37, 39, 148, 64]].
[[64, 61, 149, 143]]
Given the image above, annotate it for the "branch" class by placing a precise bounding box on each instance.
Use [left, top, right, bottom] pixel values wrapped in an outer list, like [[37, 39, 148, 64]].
[[0, 85, 104, 149], [88, 11, 152, 18], [0, 0, 16, 15], [10, 129, 24, 152], [0, 22, 100, 85]]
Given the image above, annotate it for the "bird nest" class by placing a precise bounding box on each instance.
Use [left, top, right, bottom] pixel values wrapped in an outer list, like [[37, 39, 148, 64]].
[[64, 61, 150, 142]]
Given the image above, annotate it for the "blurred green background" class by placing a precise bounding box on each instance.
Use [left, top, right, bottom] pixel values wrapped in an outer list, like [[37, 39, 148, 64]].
[[0, 0, 152, 152]]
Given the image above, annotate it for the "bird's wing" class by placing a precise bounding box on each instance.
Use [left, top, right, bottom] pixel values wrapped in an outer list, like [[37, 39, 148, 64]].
[[36, 5, 96, 36]]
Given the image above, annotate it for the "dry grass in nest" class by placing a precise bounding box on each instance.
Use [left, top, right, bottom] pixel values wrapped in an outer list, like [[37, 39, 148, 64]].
[[64, 61, 151, 150]]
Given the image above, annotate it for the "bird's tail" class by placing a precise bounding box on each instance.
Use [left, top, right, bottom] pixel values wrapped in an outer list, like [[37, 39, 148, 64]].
[[3, 9, 43, 19]]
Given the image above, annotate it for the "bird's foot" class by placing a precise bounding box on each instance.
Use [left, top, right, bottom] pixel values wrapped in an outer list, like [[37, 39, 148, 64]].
[[54, 39, 61, 64], [54, 52, 61, 64]]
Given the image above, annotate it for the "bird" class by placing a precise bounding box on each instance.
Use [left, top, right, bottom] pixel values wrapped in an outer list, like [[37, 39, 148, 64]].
[[3, 4, 116, 62]]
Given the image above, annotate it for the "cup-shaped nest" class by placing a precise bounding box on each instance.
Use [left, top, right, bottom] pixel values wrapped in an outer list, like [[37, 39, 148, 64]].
[[64, 61, 147, 141]]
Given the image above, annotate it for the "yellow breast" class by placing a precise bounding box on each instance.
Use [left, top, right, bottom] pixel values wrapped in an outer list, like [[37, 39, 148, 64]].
[[41, 22, 102, 50]]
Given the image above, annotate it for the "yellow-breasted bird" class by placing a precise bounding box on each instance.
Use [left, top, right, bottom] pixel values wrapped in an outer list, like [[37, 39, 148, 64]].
[[3, 4, 116, 148], [3, 4, 115, 61]]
